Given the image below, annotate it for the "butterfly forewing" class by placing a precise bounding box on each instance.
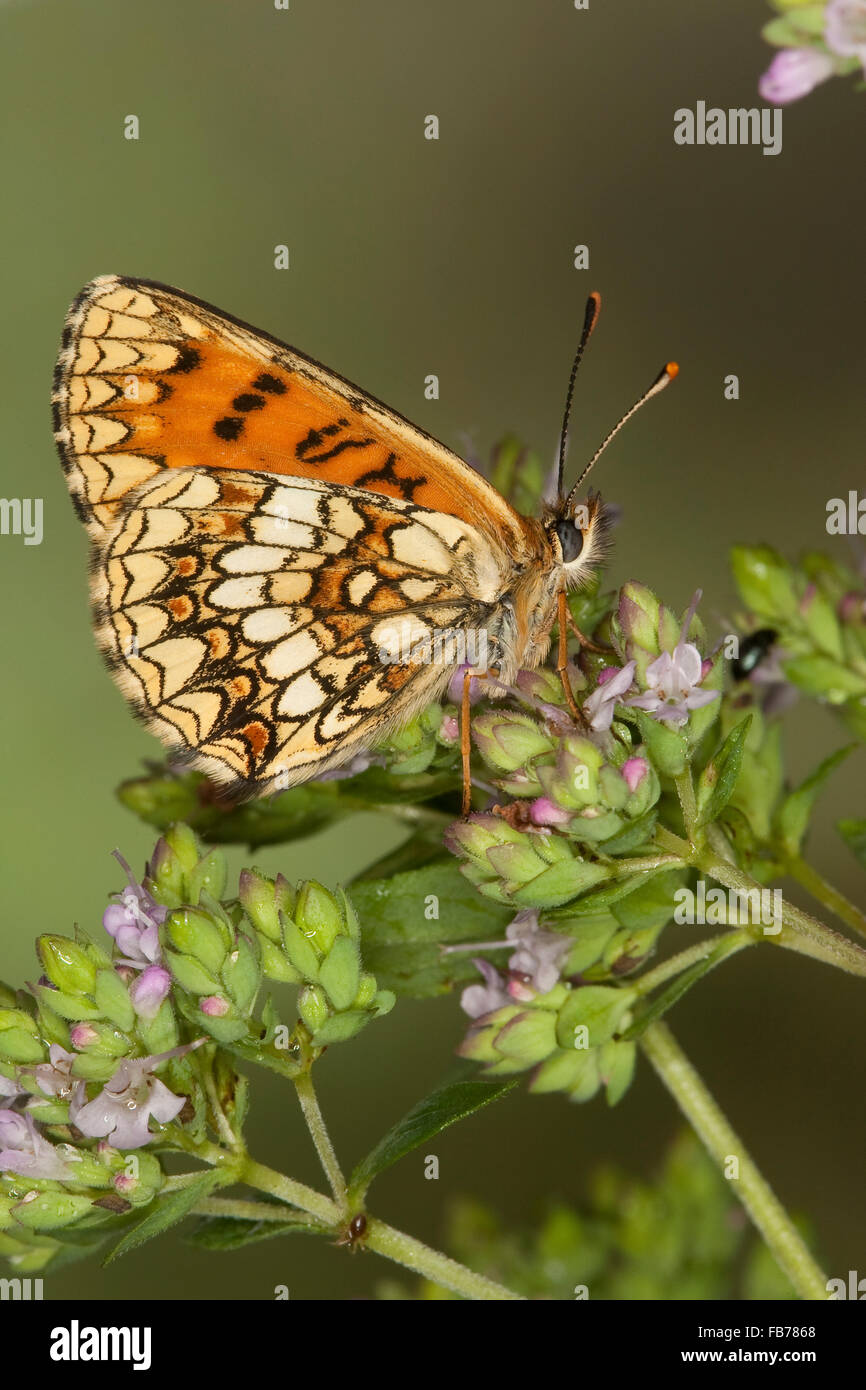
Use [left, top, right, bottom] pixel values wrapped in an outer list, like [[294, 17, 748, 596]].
[[54, 277, 556, 792]]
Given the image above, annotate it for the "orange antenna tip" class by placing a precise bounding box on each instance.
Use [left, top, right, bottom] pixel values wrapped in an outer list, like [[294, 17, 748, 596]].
[[666, 361, 679, 379]]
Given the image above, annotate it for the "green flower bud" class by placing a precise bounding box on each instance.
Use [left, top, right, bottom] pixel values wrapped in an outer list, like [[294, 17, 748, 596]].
[[164, 948, 221, 996], [37, 937, 97, 996], [556, 985, 636, 1050], [220, 934, 261, 1014], [0, 1009, 44, 1064], [295, 882, 343, 955], [319, 937, 361, 1012], [187, 848, 228, 906], [298, 984, 330, 1035], [258, 937, 303, 984], [165, 909, 228, 975], [598, 1038, 637, 1106], [472, 709, 554, 774], [530, 1047, 598, 1096], [614, 582, 661, 667], [11, 1190, 96, 1231], [353, 972, 378, 1009], [239, 869, 295, 942], [69, 1021, 131, 1058], [136, 1000, 179, 1055], [311, 1011, 372, 1045], [93, 970, 135, 1032], [282, 920, 321, 982], [490, 1008, 558, 1067], [70, 1052, 119, 1082]]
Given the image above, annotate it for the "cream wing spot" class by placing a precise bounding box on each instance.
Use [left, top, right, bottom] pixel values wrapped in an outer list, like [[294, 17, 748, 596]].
[[277, 670, 328, 718], [347, 571, 378, 605], [220, 544, 294, 574], [388, 523, 452, 575], [209, 575, 269, 609], [143, 637, 207, 699], [264, 630, 321, 679], [241, 608, 297, 644]]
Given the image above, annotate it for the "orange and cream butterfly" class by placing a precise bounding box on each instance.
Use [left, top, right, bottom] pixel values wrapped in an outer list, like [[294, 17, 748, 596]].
[[53, 277, 676, 809]]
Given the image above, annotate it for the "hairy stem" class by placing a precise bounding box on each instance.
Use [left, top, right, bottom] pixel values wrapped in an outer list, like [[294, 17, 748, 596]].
[[238, 1158, 522, 1300], [786, 855, 866, 941], [640, 1021, 828, 1301], [364, 1217, 524, 1301], [294, 1070, 348, 1208]]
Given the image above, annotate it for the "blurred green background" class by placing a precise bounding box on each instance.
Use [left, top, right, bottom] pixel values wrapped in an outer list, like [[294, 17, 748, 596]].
[[1, 0, 864, 1298]]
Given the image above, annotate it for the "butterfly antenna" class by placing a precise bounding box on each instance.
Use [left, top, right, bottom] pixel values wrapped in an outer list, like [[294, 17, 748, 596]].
[[564, 359, 679, 509], [556, 291, 602, 497]]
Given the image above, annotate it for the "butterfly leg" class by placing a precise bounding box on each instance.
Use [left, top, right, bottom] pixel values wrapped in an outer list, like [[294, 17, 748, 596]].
[[461, 669, 474, 817], [557, 588, 584, 722], [566, 609, 613, 655]]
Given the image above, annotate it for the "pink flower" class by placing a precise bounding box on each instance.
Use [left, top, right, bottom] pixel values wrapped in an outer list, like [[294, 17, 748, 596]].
[[0, 1110, 78, 1180], [103, 852, 166, 969], [26, 1044, 76, 1100], [826, 0, 866, 66], [70, 1041, 203, 1150], [583, 661, 636, 732], [200, 995, 230, 1018], [759, 48, 835, 104], [529, 796, 572, 827], [625, 592, 718, 728], [129, 965, 172, 1020], [622, 757, 649, 793], [505, 911, 570, 994], [460, 959, 511, 1019]]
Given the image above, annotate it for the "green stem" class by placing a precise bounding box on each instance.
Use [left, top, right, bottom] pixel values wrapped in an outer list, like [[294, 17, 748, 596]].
[[238, 1157, 340, 1226], [634, 930, 753, 996], [640, 1021, 828, 1301], [239, 1158, 522, 1300], [701, 846, 866, 979], [674, 768, 699, 843], [364, 1217, 524, 1301], [785, 855, 866, 941], [294, 1070, 347, 1208]]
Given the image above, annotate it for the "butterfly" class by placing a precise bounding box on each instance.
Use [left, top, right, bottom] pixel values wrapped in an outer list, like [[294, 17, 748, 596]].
[[54, 276, 676, 811]]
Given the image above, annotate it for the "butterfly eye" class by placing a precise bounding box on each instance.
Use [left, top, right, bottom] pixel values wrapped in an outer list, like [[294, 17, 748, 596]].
[[555, 518, 585, 564]]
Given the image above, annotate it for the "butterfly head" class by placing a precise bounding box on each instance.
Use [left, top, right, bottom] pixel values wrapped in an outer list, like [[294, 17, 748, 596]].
[[545, 489, 610, 586]]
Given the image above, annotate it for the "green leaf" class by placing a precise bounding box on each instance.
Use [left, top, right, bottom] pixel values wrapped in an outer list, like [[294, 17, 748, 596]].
[[103, 1171, 222, 1264], [776, 746, 856, 857], [629, 709, 688, 776], [187, 1214, 322, 1250], [351, 861, 511, 997], [488, 435, 547, 515], [695, 716, 752, 828], [838, 818, 866, 871], [348, 1070, 516, 1199]]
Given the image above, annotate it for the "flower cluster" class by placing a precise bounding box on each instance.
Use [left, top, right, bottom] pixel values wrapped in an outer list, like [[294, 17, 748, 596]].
[[759, 0, 866, 104], [0, 826, 393, 1266]]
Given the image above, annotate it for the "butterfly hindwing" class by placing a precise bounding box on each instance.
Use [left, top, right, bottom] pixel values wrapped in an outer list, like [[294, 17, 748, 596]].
[[92, 467, 503, 791]]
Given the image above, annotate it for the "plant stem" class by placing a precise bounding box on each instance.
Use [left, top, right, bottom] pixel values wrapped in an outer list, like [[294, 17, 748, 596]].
[[701, 846, 866, 979], [239, 1157, 340, 1226], [364, 1217, 524, 1300], [239, 1158, 522, 1300], [634, 930, 753, 996], [640, 1021, 828, 1301], [294, 1070, 348, 1208], [674, 768, 699, 842], [786, 855, 866, 941]]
